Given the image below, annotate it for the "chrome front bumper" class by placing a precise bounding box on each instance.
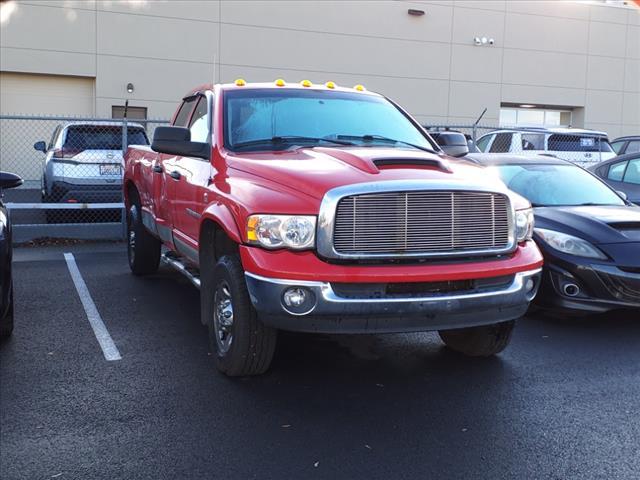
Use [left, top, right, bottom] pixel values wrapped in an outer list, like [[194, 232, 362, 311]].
[[244, 268, 542, 334]]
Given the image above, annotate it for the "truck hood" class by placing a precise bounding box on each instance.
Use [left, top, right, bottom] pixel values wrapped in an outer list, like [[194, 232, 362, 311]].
[[226, 146, 522, 204]]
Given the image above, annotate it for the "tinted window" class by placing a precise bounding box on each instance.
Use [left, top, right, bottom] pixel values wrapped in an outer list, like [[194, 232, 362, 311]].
[[493, 164, 625, 207], [610, 140, 625, 154], [63, 126, 149, 150], [607, 161, 627, 181], [189, 96, 210, 143], [548, 134, 613, 152], [623, 159, 640, 185], [173, 98, 197, 127], [489, 133, 512, 153], [475, 135, 491, 152], [224, 89, 435, 152], [626, 141, 640, 154]]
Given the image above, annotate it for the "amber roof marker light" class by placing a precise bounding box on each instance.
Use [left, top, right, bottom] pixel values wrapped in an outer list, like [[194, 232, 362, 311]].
[[325, 81, 336, 89], [301, 80, 312, 87], [234, 78, 246, 86], [275, 78, 286, 87], [353, 84, 366, 91]]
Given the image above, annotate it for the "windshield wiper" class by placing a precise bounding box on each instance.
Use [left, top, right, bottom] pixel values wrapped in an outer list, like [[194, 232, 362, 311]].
[[232, 136, 356, 150], [338, 134, 439, 154]]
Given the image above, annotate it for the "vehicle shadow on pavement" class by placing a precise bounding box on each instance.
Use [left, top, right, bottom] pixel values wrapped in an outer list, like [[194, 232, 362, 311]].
[[531, 309, 640, 331]]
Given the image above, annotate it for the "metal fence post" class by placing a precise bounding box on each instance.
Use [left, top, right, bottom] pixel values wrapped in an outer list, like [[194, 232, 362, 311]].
[[121, 119, 128, 240]]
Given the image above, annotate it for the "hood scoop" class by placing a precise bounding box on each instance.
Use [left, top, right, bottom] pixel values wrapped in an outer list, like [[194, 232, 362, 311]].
[[372, 157, 452, 172]]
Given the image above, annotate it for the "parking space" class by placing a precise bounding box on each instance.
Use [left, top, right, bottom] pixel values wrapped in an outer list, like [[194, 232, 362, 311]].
[[1, 243, 639, 480]]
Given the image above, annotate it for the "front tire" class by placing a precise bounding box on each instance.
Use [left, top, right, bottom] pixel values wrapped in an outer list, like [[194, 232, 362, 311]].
[[203, 255, 277, 376], [0, 285, 15, 340], [438, 320, 515, 357], [127, 201, 161, 276]]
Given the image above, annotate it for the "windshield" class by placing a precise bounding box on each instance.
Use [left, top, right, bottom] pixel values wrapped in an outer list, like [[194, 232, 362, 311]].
[[223, 89, 435, 152], [547, 134, 613, 153], [492, 164, 625, 207], [64, 126, 149, 150]]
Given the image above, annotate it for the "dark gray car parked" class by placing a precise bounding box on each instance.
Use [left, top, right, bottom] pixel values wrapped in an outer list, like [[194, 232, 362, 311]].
[[589, 152, 640, 205], [610, 136, 640, 155]]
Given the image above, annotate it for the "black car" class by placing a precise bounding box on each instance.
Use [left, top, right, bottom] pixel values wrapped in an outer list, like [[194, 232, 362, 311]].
[[588, 152, 640, 205], [467, 154, 640, 316], [0, 172, 23, 338], [610, 136, 640, 155]]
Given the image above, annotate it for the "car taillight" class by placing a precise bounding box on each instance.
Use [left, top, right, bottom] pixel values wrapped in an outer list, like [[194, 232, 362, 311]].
[[52, 148, 81, 158]]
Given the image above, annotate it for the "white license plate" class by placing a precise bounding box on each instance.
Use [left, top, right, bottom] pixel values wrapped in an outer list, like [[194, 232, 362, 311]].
[[100, 164, 121, 176]]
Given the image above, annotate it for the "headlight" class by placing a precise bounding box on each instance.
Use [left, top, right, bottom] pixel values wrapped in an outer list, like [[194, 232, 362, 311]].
[[247, 214, 316, 250], [535, 228, 607, 259], [515, 208, 534, 242]]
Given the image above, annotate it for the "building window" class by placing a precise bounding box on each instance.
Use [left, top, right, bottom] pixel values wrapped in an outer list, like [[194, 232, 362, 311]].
[[499, 107, 571, 128], [112, 105, 147, 120]]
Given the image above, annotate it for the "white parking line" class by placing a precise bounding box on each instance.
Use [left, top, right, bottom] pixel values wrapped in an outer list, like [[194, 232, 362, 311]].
[[64, 253, 122, 361]]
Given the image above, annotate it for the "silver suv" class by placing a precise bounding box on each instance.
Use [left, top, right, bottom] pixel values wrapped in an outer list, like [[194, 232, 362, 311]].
[[34, 121, 149, 204], [475, 128, 616, 167]]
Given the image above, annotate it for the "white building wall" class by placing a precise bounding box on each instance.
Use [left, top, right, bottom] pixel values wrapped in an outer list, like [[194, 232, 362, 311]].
[[0, 0, 638, 137]]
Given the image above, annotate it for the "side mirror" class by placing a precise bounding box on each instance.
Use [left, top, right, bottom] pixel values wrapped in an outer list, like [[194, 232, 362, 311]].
[[431, 132, 470, 158], [0, 172, 24, 190], [151, 126, 209, 160], [34, 141, 47, 153], [616, 190, 628, 201]]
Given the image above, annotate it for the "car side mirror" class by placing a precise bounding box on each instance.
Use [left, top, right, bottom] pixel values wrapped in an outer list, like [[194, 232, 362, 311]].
[[34, 141, 47, 153], [432, 132, 470, 158], [616, 190, 628, 201], [151, 126, 209, 160], [0, 172, 24, 191]]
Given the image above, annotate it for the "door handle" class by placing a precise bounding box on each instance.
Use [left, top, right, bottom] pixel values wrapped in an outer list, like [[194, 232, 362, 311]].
[[152, 165, 163, 174], [169, 170, 181, 180]]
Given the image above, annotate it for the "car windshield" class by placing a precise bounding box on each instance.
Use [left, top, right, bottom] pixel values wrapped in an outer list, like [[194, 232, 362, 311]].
[[64, 126, 149, 150], [491, 163, 625, 207], [547, 134, 613, 152], [223, 88, 435, 152]]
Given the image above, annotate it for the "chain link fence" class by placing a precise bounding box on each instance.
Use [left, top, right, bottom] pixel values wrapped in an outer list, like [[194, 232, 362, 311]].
[[424, 124, 616, 167], [0, 115, 169, 242], [1, 115, 619, 243]]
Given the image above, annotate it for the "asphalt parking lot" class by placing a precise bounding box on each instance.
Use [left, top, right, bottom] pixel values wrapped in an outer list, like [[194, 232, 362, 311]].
[[1, 243, 638, 480]]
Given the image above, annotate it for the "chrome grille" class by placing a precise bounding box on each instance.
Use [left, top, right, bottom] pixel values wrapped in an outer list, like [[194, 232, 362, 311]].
[[333, 191, 511, 256]]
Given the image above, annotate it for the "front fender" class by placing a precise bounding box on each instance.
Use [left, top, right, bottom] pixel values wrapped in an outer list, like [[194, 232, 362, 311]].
[[200, 202, 243, 244]]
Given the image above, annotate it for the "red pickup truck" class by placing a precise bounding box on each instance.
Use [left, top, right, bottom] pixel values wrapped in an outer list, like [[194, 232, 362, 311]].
[[124, 80, 543, 376]]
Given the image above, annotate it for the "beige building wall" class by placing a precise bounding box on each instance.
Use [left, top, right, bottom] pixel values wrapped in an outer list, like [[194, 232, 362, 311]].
[[0, 0, 639, 137]]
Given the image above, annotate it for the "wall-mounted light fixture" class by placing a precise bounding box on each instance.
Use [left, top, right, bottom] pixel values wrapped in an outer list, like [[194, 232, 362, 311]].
[[126, 83, 134, 93], [407, 8, 425, 16], [474, 37, 495, 46]]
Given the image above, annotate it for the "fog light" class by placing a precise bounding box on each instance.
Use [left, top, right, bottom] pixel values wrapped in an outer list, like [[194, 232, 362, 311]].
[[282, 287, 316, 315], [526, 279, 535, 292], [284, 287, 307, 307]]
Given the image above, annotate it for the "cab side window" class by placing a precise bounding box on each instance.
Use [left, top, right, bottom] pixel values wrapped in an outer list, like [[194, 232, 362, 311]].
[[189, 96, 210, 143], [173, 97, 197, 127]]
